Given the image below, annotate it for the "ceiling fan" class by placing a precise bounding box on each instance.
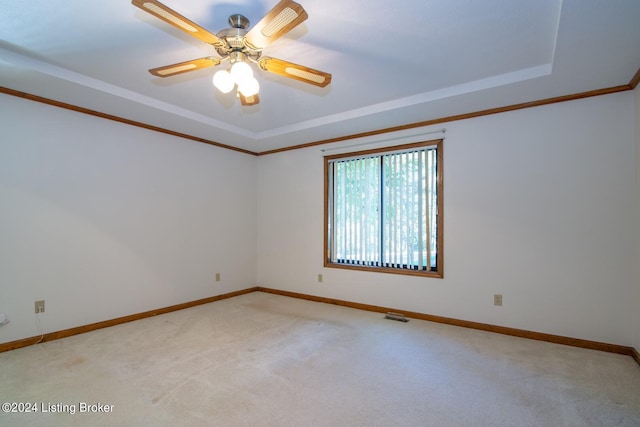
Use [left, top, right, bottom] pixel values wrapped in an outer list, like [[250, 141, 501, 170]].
[[132, 0, 332, 106]]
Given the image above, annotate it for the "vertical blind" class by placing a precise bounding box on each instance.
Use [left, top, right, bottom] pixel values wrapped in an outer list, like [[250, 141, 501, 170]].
[[328, 145, 438, 271]]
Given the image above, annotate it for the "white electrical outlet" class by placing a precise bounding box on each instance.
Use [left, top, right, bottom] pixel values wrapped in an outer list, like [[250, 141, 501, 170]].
[[494, 294, 503, 306], [317, 274, 323, 283]]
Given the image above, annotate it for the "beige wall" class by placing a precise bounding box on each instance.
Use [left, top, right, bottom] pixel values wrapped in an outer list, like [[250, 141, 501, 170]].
[[634, 85, 640, 352], [0, 94, 257, 344], [2, 86, 638, 351], [257, 91, 637, 346]]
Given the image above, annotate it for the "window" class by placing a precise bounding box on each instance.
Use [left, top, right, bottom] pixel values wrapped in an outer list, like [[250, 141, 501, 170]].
[[324, 140, 443, 277]]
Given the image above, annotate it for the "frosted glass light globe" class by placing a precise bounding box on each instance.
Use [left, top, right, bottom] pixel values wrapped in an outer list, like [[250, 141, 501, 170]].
[[213, 70, 234, 94], [230, 61, 253, 83], [238, 77, 260, 97]]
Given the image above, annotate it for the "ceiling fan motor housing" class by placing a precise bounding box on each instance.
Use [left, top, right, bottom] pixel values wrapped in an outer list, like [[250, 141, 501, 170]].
[[215, 15, 261, 61]]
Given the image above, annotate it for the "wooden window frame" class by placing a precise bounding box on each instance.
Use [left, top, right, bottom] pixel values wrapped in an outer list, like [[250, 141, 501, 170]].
[[324, 139, 444, 278]]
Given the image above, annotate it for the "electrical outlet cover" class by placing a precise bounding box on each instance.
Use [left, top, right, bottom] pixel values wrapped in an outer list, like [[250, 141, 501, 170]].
[[35, 300, 45, 313], [494, 294, 503, 306]]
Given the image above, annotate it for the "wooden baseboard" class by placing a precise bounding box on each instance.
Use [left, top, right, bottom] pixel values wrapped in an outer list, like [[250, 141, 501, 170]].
[[257, 287, 639, 363], [0, 287, 258, 354], [3, 285, 638, 368]]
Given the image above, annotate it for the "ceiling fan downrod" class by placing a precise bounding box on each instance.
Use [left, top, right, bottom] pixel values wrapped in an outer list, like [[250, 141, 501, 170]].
[[228, 14, 250, 30]]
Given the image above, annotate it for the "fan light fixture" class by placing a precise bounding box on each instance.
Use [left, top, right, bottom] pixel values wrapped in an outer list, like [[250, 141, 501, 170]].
[[213, 57, 260, 97], [213, 57, 260, 98]]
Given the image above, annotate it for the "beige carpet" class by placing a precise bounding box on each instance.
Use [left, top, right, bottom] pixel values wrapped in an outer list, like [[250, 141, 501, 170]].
[[1, 291, 639, 426]]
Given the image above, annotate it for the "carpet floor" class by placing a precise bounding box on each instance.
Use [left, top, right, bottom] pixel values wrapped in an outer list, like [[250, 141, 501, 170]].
[[1, 291, 639, 426]]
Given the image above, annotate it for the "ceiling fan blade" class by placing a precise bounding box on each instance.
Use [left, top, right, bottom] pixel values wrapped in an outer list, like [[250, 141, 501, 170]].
[[239, 93, 260, 106], [244, 0, 308, 49], [132, 0, 222, 46], [259, 57, 331, 87], [149, 57, 221, 77]]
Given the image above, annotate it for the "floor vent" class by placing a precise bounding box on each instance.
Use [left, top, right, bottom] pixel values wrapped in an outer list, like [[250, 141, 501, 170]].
[[384, 312, 408, 322]]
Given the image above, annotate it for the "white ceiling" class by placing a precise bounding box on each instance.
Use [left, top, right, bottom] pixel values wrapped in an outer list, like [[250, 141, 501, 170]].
[[1, 0, 639, 153]]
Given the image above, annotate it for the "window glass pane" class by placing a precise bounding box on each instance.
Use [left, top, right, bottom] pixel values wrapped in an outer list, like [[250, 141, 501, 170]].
[[332, 156, 380, 265], [382, 150, 432, 270]]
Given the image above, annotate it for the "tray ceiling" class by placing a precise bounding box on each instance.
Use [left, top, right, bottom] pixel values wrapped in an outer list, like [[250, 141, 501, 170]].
[[1, 0, 639, 153]]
